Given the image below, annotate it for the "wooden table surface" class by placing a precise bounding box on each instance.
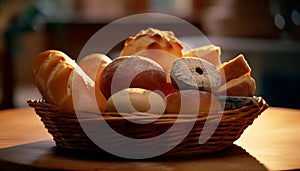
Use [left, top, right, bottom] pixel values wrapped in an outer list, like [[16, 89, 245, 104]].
[[0, 106, 299, 171]]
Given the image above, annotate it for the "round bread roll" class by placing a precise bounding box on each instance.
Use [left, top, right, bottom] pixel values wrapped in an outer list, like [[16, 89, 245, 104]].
[[106, 88, 165, 114], [164, 90, 222, 114], [78, 53, 112, 81], [100, 56, 167, 98], [119, 28, 183, 58], [30, 50, 107, 112]]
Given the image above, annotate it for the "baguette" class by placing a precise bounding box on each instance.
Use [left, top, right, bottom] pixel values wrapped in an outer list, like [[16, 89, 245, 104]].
[[30, 50, 75, 109], [30, 50, 106, 112]]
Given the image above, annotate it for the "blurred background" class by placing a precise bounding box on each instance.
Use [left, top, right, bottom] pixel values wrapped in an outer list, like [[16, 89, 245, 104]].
[[0, 0, 299, 109]]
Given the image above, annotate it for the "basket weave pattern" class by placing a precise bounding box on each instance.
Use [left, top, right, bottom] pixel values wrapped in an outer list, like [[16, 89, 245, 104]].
[[28, 97, 268, 156]]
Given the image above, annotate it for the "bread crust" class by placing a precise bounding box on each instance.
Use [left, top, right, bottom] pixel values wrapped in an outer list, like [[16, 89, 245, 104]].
[[120, 28, 183, 58], [30, 50, 107, 112], [47, 62, 73, 108], [78, 53, 112, 81], [218, 54, 251, 84], [165, 90, 222, 114], [183, 44, 221, 66], [30, 50, 75, 109], [100, 56, 167, 98], [215, 75, 256, 97], [106, 88, 165, 114], [170, 57, 221, 92]]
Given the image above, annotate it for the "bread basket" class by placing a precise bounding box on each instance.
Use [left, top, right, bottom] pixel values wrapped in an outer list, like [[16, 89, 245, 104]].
[[27, 96, 268, 157]]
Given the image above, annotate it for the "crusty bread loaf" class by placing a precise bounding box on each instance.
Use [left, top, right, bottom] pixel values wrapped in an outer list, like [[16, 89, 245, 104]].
[[164, 90, 222, 114], [100, 56, 167, 99], [215, 75, 256, 97], [217, 54, 251, 84], [183, 44, 221, 66], [120, 28, 183, 58], [30, 50, 107, 112], [30, 50, 76, 110]]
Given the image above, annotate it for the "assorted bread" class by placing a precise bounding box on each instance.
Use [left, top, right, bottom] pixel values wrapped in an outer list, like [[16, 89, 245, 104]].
[[30, 27, 257, 114]]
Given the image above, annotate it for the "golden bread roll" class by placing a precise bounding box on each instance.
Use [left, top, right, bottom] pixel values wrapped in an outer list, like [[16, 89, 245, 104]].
[[78, 53, 112, 81], [217, 54, 251, 84], [183, 44, 221, 66], [119, 28, 184, 58], [164, 90, 222, 114], [106, 88, 165, 114], [100, 56, 167, 99], [215, 75, 256, 97], [30, 50, 107, 112]]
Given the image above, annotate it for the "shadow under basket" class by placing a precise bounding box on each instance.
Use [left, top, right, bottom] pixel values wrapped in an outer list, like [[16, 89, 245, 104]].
[[27, 96, 268, 157]]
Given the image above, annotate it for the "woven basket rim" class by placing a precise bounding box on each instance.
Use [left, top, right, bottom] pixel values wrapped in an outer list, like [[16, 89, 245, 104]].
[[27, 96, 269, 156], [27, 96, 268, 120]]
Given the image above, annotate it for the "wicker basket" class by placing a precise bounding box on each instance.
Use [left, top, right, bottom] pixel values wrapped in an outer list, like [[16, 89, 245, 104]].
[[27, 96, 268, 156]]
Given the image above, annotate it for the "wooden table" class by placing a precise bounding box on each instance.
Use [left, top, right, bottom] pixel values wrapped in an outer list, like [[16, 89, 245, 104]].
[[0, 106, 299, 171]]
